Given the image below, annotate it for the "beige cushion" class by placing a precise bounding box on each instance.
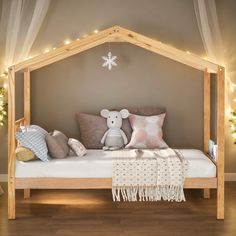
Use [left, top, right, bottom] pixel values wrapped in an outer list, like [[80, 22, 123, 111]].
[[77, 107, 165, 149], [15, 146, 37, 162], [45, 130, 69, 159]]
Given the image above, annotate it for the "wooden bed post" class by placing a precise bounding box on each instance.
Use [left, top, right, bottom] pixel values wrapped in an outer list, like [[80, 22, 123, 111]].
[[8, 67, 16, 219], [24, 68, 30, 125], [23, 68, 31, 199], [203, 68, 211, 199], [216, 66, 225, 220]]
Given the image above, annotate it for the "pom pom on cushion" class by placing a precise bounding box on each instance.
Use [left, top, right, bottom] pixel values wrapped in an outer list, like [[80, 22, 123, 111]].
[[15, 125, 49, 162], [15, 146, 37, 162], [126, 114, 168, 149], [46, 130, 70, 159], [68, 138, 86, 157]]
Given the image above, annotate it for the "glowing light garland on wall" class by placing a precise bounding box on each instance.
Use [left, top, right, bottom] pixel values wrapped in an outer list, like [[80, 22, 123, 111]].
[[229, 110, 236, 143], [0, 86, 7, 126]]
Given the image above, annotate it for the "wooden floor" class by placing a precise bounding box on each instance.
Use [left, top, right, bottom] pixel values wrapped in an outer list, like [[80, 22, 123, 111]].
[[0, 182, 236, 236]]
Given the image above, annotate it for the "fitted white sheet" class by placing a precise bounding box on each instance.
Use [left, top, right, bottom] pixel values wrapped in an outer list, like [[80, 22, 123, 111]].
[[15, 149, 216, 178]]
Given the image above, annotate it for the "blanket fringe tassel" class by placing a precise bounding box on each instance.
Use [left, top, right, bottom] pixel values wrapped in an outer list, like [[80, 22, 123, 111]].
[[112, 185, 186, 202]]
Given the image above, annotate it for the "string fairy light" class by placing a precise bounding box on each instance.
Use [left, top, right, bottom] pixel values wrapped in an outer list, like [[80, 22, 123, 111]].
[[0, 28, 103, 127], [0, 87, 7, 126], [44, 48, 50, 53], [64, 39, 71, 45]]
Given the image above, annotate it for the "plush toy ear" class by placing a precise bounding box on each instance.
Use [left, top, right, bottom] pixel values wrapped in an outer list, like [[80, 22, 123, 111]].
[[120, 109, 129, 119], [101, 109, 110, 118]]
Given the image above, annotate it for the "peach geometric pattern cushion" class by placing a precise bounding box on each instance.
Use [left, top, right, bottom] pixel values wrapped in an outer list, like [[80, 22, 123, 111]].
[[126, 114, 168, 149]]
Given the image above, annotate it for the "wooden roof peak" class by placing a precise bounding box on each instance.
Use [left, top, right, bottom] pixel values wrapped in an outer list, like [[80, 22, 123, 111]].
[[11, 25, 220, 73]]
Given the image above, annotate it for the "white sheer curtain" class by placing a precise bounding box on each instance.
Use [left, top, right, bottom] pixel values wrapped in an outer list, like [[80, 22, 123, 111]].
[[0, 0, 50, 195], [0, 0, 50, 75], [193, 0, 224, 65], [194, 1, 235, 147]]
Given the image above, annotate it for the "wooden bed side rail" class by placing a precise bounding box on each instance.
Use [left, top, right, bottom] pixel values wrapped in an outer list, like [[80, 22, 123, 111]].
[[15, 177, 217, 189]]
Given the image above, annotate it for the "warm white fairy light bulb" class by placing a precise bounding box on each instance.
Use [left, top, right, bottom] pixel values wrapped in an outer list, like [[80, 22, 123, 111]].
[[44, 49, 50, 53], [64, 39, 71, 45], [94, 29, 99, 34], [186, 51, 191, 54]]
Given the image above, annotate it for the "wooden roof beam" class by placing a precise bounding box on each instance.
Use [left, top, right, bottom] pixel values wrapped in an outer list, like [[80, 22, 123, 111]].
[[12, 25, 220, 73]]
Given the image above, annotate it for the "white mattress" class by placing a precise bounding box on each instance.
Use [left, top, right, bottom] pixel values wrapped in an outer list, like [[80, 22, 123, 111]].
[[15, 149, 216, 178]]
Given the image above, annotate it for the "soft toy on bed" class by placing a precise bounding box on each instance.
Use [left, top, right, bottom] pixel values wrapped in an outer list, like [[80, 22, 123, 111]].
[[100, 109, 129, 150]]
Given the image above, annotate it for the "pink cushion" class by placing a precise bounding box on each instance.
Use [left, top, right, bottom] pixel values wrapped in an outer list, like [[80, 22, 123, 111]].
[[126, 113, 168, 149]]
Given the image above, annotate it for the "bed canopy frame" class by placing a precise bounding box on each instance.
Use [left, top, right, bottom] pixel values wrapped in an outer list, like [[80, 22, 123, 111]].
[[8, 26, 225, 220]]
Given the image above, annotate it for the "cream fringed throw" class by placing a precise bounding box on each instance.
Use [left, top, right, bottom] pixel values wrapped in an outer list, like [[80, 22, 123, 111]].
[[112, 148, 188, 202]]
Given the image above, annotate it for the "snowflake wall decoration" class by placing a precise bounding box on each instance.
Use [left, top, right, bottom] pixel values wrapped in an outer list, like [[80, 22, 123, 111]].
[[102, 51, 117, 70]]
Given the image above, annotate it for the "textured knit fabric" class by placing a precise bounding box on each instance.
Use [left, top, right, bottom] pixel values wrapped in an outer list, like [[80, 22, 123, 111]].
[[112, 149, 187, 202]]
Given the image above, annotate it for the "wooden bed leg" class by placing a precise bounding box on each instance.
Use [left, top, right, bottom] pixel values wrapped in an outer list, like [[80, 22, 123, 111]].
[[24, 189, 31, 199], [217, 183, 224, 219], [203, 189, 210, 199], [8, 179, 15, 220]]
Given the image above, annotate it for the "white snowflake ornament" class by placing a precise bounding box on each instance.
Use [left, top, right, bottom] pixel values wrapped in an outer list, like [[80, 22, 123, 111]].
[[102, 51, 117, 70]]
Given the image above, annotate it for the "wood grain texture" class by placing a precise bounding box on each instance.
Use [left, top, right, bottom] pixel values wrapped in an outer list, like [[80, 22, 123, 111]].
[[23, 68, 30, 125], [23, 189, 30, 199], [15, 177, 217, 189], [216, 66, 225, 220], [8, 68, 16, 220], [1, 182, 236, 236], [203, 189, 210, 199], [12, 26, 219, 73], [204, 68, 210, 153]]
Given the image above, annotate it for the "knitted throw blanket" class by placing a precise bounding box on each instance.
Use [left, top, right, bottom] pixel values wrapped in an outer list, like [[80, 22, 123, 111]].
[[112, 148, 188, 202]]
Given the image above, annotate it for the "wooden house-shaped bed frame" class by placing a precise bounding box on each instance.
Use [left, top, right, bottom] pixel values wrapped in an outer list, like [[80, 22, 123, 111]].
[[8, 26, 225, 220]]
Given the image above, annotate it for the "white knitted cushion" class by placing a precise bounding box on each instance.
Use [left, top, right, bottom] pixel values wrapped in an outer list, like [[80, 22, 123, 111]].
[[68, 138, 86, 157]]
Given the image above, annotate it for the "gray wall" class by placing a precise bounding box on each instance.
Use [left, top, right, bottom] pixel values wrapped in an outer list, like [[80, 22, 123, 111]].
[[31, 43, 203, 149], [1, 0, 236, 174]]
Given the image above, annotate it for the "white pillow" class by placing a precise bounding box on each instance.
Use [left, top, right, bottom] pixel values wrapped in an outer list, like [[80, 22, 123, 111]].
[[68, 138, 86, 157], [126, 114, 168, 149], [15, 125, 50, 162]]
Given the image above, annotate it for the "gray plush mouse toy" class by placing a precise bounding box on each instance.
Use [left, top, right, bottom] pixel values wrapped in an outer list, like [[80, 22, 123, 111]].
[[100, 109, 129, 150]]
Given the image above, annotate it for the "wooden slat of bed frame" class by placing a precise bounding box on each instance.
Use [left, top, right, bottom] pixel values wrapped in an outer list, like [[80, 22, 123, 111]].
[[15, 177, 217, 189]]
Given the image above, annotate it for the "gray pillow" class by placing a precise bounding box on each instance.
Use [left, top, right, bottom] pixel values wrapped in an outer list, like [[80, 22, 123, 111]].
[[15, 125, 49, 162], [77, 107, 165, 149], [46, 130, 70, 159], [77, 113, 107, 149]]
